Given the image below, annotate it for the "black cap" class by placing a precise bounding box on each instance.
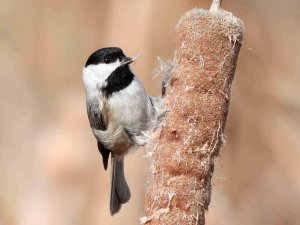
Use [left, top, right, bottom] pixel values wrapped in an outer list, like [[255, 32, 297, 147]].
[[85, 47, 126, 67]]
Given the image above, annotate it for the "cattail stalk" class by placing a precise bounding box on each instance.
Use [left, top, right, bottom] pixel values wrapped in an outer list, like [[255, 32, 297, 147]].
[[142, 1, 244, 225]]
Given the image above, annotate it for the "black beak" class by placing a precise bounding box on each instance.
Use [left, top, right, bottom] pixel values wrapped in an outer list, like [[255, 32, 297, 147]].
[[121, 56, 133, 65]]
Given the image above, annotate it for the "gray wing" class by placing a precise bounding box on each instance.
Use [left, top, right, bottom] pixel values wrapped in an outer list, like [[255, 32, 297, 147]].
[[87, 100, 106, 130], [87, 100, 110, 170]]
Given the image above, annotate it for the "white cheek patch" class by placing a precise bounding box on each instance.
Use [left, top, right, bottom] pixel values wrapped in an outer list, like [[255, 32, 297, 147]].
[[82, 60, 121, 91]]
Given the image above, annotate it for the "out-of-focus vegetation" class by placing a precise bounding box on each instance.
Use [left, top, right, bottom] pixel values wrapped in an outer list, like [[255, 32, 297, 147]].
[[0, 0, 299, 224]]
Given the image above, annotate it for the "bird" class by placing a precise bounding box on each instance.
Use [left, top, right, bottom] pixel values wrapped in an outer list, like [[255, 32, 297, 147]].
[[82, 47, 163, 215]]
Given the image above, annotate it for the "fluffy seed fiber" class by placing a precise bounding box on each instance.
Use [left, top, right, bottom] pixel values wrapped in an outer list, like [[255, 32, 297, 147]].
[[143, 7, 244, 225]]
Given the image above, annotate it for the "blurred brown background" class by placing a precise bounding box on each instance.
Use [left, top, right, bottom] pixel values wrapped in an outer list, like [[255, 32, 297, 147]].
[[1, 0, 299, 225]]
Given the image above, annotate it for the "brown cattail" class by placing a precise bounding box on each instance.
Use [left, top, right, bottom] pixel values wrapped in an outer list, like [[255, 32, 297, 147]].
[[142, 1, 244, 225]]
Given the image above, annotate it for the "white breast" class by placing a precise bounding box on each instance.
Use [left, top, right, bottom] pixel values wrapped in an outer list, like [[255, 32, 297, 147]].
[[107, 77, 152, 132]]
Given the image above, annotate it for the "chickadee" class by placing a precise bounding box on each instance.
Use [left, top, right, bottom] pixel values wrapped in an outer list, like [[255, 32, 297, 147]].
[[82, 47, 162, 215]]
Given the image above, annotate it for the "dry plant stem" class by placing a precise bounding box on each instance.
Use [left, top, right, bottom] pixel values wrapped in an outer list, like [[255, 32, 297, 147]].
[[210, 0, 222, 11], [143, 3, 244, 225]]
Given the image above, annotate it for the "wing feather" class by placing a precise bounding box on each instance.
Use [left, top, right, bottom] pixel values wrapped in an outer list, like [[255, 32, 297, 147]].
[[87, 99, 110, 169]]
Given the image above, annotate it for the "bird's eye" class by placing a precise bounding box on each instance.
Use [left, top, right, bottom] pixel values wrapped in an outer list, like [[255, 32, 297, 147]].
[[104, 57, 111, 64]]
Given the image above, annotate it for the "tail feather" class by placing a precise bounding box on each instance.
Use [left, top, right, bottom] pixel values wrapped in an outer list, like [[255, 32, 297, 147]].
[[110, 158, 131, 215]]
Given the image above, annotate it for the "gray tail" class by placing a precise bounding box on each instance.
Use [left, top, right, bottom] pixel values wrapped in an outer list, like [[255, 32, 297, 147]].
[[110, 158, 131, 215]]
